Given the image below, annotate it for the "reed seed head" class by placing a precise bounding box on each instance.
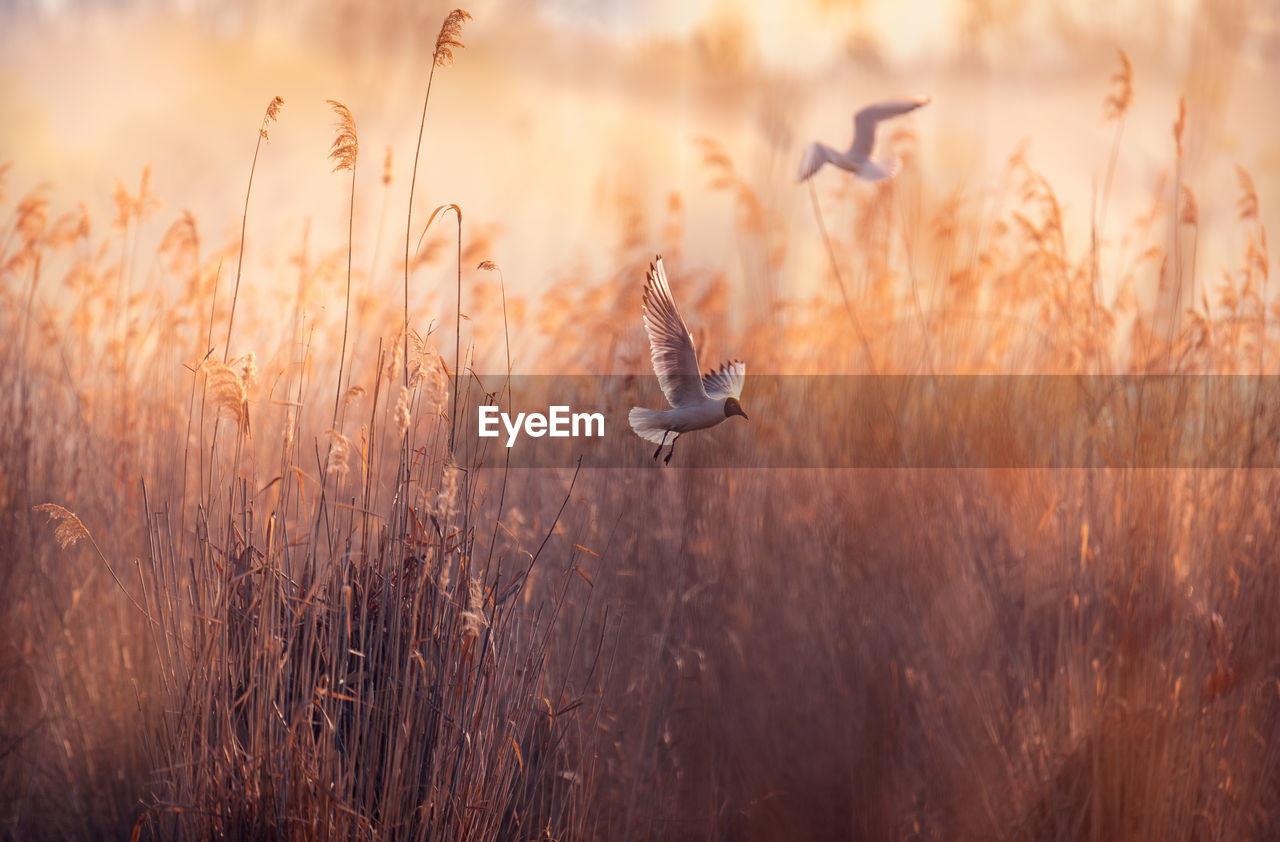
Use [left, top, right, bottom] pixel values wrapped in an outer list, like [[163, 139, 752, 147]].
[[33, 504, 92, 550], [326, 100, 359, 173], [1103, 50, 1133, 121], [260, 95, 284, 140], [434, 9, 472, 67]]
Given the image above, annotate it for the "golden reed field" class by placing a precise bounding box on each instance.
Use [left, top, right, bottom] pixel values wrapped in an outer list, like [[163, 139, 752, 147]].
[[2, 0, 1280, 838]]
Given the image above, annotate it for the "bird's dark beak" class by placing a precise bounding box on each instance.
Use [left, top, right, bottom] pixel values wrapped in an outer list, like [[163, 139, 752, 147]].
[[734, 405, 749, 421]]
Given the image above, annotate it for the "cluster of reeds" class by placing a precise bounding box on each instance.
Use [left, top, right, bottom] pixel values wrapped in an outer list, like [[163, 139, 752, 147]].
[[3, 25, 1279, 842]]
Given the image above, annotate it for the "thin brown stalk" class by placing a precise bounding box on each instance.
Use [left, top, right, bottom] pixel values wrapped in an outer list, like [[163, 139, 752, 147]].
[[33, 504, 150, 618], [327, 100, 359, 428], [224, 95, 283, 363], [403, 10, 471, 392], [414, 202, 464, 450]]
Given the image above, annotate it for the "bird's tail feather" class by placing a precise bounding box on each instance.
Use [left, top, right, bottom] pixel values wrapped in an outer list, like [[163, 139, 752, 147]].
[[629, 407, 673, 444]]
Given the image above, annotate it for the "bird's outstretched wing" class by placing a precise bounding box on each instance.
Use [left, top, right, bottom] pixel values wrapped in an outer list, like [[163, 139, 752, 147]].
[[642, 257, 706, 409], [797, 141, 838, 182], [850, 96, 930, 160], [702, 359, 745, 400], [853, 158, 901, 182]]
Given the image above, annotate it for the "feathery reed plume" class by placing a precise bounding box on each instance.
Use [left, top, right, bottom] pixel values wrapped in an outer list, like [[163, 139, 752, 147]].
[[1103, 49, 1133, 121], [460, 576, 488, 643], [76, 201, 90, 240], [326, 429, 352, 480], [202, 359, 248, 428], [434, 9, 472, 66], [1173, 96, 1187, 159], [1179, 184, 1199, 227], [394, 385, 411, 435], [33, 504, 149, 616], [342, 385, 366, 408], [434, 463, 461, 521], [382, 147, 393, 186], [32, 504, 91, 549], [326, 100, 359, 173], [159, 210, 200, 274], [14, 192, 48, 245], [1096, 51, 1133, 293], [0, 160, 10, 204], [1236, 165, 1259, 222], [261, 95, 284, 140], [112, 179, 133, 230], [240, 351, 257, 391], [225, 95, 283, 362]]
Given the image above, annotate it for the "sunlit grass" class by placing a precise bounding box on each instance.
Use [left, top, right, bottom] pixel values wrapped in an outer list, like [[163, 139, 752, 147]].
[[2, 8, 1279, 842]]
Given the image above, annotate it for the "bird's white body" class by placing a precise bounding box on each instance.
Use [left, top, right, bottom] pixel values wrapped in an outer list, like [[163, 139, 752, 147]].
[[797, 96, 930, 182], [629, 258, 747, 462], [628, 398, 735, 444]]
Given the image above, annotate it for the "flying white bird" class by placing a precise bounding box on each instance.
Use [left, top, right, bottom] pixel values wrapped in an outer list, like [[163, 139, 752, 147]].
[[629, 257, 748, 464], [796, 96, 930, 182]]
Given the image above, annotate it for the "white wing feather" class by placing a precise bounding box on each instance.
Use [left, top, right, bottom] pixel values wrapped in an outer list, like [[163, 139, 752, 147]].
[[850, 97, 930, 160], [797, 141, 838, 182], [702, 360, 745, 400], [641, 258, 706, 409]]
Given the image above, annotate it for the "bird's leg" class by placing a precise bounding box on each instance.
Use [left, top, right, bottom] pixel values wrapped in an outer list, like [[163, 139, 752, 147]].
[[664, 433, 680, 465], [653, 430, 670, 461]]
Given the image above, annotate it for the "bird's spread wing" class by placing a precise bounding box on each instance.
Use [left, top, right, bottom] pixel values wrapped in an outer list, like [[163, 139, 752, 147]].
[[641, 257, 706, 409], [702, 359, 745, 400], [854, 158, 901, 182], [850, 97, 930, 160], [797, 141, 838, 182]]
